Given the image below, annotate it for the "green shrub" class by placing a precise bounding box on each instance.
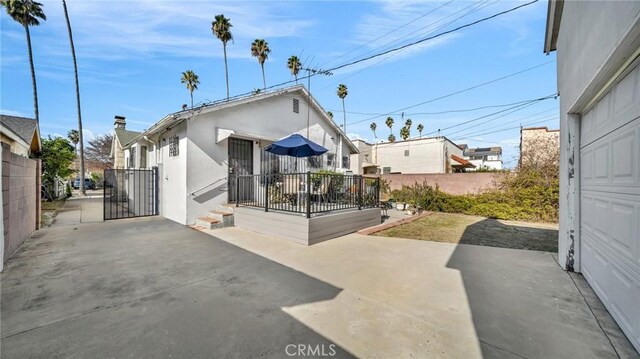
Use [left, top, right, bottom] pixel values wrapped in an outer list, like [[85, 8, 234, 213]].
[[66, 183, 72, 198], [391, 177, 558, 223]]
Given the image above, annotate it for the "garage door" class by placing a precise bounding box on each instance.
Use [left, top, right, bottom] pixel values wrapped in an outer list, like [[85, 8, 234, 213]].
[[580, 64, 640, 351]]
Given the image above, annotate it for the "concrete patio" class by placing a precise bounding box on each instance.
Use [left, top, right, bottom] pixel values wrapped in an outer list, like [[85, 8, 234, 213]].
[[1, 203, 637, 358]]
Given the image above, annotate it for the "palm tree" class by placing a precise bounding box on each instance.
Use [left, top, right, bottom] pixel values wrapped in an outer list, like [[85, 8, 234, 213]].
[[287, 55, 302, 84], [180, 70, 200, 108], [400, 126, 410, 141], [250, 39, 270, 91], [417, 123, 424, 138], [62, 0, 86, 195], [212, 14, 232, 100], [1, 0, 46, 123], [385, 116, 394, 135], [388, 134, 396, 142], [404, 119, 412, 138], [67, 129, 79, 153], [337, 84, 348, 132], [370, 122, 377, 139]]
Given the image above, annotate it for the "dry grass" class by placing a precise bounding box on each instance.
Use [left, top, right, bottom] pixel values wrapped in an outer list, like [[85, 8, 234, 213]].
[[375, 212, 558, 252], [41, 200, 66, 211]]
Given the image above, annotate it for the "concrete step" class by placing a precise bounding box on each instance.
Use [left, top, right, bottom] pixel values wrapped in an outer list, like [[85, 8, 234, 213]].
[[208, 210, 234, 226], [194, 217, 224, 230], [217, 204, 235, 214]]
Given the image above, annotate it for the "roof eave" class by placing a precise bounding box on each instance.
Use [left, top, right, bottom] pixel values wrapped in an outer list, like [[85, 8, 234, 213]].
[[544, 0, 564, 54]]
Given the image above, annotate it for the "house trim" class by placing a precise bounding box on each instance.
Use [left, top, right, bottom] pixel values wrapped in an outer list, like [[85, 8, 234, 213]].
[[125, 85, 359, 154], [544, 0, 564, 54]]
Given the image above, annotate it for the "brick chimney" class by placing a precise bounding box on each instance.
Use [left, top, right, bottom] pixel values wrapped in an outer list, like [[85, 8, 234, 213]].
[[114, 115, 126, 129]]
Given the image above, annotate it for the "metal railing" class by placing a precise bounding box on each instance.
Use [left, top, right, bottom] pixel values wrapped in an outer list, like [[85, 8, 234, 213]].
[[234, 172, 380, 218]]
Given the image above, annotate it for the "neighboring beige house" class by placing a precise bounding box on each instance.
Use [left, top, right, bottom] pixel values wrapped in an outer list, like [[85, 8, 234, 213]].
[[110, 116, 141, 169], [0, 115, 41, 157], [519, 126, 560, 166], [546, 0, 640, 351], [349, 136, 474, 174]]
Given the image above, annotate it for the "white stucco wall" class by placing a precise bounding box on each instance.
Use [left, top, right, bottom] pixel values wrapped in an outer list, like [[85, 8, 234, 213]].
[[554, 1, 640, 269], [184, 90, 353, 225], [157, 122, 188, 224]]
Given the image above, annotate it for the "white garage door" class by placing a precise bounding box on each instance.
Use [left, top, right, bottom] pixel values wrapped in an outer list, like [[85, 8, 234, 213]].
[[580, 64, 640, 351]]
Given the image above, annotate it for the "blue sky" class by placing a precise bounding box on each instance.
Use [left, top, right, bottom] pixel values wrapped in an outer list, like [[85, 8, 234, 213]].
[[1, 0, 557, 167]]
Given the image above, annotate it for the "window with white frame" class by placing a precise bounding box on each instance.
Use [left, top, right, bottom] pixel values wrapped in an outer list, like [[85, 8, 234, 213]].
[[140, 145, 147, 168], [129, 147, 136, 168], [327, 153, 335, 168]]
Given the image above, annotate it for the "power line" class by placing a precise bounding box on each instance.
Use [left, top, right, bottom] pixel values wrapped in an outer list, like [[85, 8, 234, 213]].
[[200, 0, 541, 112], [451, 113, 558, 139], [443, 105, 558, 138], [319, 0, 498, 91], [328, 97, 553, 116], [346, 62, 555, 126], [328, 0, 539, 73], [318, 0, 454, 69]]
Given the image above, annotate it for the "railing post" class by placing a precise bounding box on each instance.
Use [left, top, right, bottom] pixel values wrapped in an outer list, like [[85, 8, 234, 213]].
[[264, 174, 269, 212], [235, 175, 240, 207], [358, 175, 363, 210], [306, 171, 311, 219]]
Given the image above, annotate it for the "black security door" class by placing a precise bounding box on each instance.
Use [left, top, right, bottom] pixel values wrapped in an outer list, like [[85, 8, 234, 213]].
[[228, 138, 254, 202]]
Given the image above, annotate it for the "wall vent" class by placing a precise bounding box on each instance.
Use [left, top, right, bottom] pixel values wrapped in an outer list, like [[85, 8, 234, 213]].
[[293, 98, 300, 114]]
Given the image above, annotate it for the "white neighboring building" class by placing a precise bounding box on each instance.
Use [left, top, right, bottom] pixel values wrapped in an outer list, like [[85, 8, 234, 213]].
[[119, 85, 357, 226], [459, 145, 503, 171], [350, 136, 474, 174], [546, 0, 640, 351]]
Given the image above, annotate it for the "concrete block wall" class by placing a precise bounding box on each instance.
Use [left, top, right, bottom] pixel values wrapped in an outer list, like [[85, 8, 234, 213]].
[[2, 144, 39, 262], [381, 172, 498, 195]]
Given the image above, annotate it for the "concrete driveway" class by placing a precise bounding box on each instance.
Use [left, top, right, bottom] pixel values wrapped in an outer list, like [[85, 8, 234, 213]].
[[2, 212, 636, 358]]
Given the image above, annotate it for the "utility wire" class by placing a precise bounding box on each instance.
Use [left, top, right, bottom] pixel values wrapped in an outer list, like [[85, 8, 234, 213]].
[[319, 0, 498, 92], [346, 62, 555, 126], [443, 105, 558, 138], [328, 0, 538, 73], [328, 97, 552, 116], [318, 0, 454, 68], [200, 0, 541, 111]]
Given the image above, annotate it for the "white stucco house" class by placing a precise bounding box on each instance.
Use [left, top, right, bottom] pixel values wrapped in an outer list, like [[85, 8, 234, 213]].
[[116, 86, 379, 242], [349, 136, 474, 174], [546, 0, 640, 351], [459, 144, 503, 171]]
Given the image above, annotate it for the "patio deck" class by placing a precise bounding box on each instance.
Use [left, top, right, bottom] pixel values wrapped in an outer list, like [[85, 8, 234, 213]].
[[234, 206, 381, 245]]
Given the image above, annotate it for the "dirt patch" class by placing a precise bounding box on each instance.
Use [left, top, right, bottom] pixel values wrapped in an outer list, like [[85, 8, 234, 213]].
[[374, 212, 558, 252]]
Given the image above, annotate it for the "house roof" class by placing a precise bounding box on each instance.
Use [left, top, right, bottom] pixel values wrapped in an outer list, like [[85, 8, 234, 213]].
[[0, 114, 41, 152], [522, 126, 560, 132], [128, 85, 359, 153], [544, 0, 564, 54], [451, 154, 476, 168], [114, 128, 142, 147], [464, 146, 502, 156]]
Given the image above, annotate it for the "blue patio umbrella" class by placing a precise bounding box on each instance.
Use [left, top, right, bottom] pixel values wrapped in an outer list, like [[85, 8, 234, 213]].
[[265, 133, 328, 157]]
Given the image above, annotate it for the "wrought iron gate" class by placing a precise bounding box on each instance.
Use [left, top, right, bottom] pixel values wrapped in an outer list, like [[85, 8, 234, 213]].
[[228, 138, 254, 202], [104, 167, 158, 220]]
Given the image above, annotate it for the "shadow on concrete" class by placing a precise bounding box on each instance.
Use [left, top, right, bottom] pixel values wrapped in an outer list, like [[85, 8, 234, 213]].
[[1, 217, 353, 358], [446, 219, 621, 358], [459, 218, 558, 252]]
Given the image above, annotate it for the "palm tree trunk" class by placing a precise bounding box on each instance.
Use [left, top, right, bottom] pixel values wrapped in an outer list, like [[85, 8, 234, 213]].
[[342, 99, 346, 133], [294, 74, 298, 84], [63, 0, 85, 195], [190, 91, 194, 108], [261, 63, 266, 91], [24, 25, 39, 123], [223, 43, 229, 100]]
